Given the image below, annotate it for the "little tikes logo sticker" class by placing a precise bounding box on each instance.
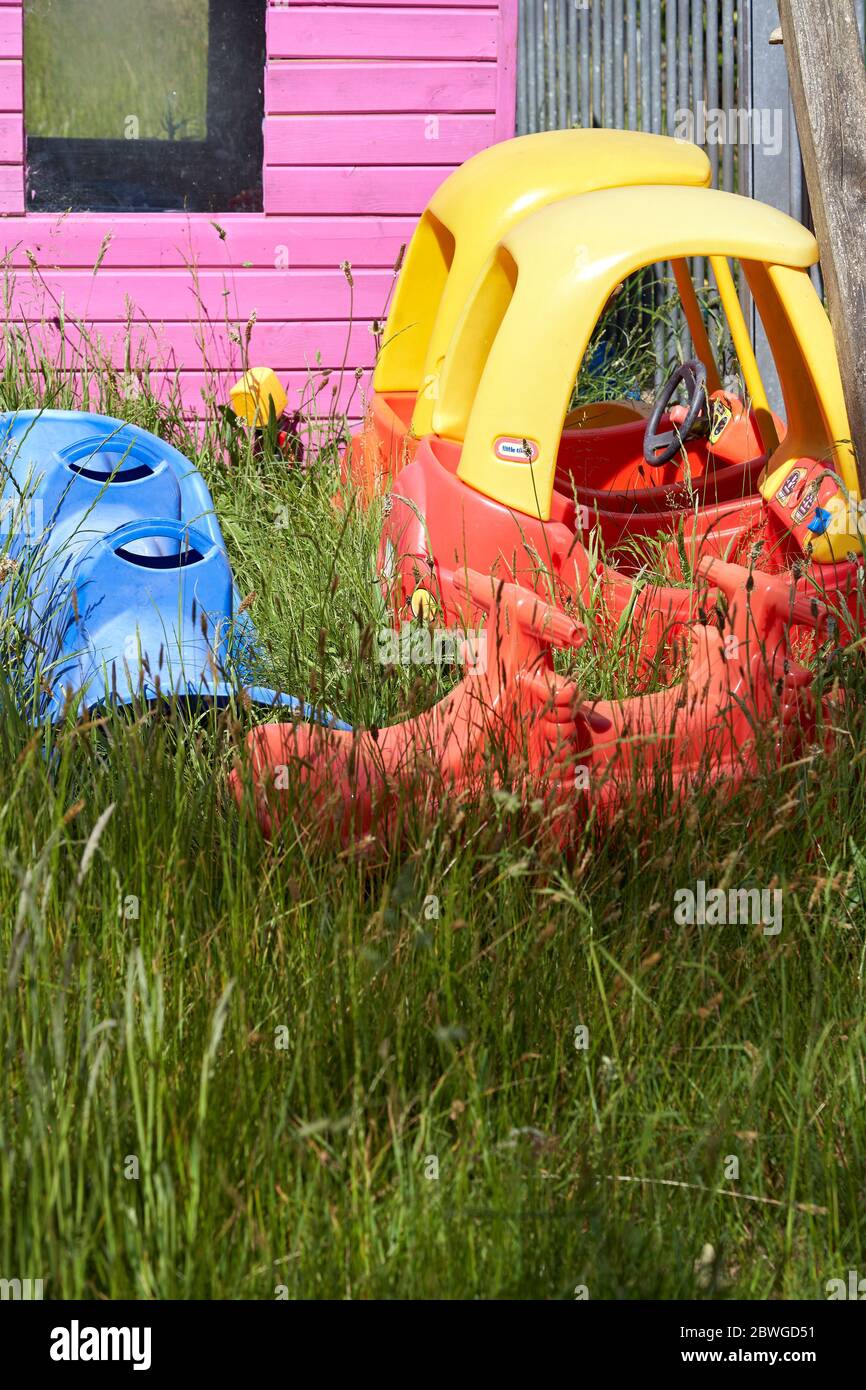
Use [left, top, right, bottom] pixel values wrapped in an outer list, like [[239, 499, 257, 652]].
[[494, 435, 539, 464]]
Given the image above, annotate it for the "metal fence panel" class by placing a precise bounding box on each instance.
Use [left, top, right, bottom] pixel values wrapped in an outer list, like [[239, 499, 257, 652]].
[[517, 1, 866, 207], [516, 0, 866, 407], [517, 0, 741, 196]]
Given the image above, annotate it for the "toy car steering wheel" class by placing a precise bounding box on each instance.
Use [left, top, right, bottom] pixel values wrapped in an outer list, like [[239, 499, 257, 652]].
[[643, 359, 709, 466]]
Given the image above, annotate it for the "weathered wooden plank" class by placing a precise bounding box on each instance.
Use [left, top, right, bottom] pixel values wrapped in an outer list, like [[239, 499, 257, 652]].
[[12, 318, 379, 372], [0, 59, 22, 112], [8, 268, 396, 321], [265, 164, 451, 215], [265, 60, 497, 114], [0, 160, 22, 211], [4, 214, 416, 269], [265, 113, 495, 165], [494, 0, 518, 139], [0, 6, 21, 57], [779, 0, 866, 492], [268, 6, 499, 61], [0, 109, 21, 162], [269, 1, 498, 7]]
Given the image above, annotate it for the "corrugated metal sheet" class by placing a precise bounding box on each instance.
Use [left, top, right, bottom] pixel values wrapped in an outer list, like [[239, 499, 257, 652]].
[[518, 1, 740, 194], [518, 0, 866, 211], [516, 0, 866, 403]]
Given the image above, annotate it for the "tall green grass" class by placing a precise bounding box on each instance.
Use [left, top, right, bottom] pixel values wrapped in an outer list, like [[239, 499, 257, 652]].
[[0, 290, 864, 1301]]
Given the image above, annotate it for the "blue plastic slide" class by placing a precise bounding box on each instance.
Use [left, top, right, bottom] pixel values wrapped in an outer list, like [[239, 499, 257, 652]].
[[0, 410, 349, 727]]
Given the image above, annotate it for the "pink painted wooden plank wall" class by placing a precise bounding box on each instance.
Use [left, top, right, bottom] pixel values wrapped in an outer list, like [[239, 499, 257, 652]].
[[0, 0, 518, 419]]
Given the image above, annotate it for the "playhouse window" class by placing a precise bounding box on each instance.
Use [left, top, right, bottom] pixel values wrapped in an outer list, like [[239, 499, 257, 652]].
[[23, 0, 265, 212]]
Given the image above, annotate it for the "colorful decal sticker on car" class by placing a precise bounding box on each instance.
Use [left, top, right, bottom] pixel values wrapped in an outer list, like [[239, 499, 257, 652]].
[[775, 468, 806, 507], [792, 483, 820, 526], [709, 398, 733, 445], [494, 435, 540, 464]]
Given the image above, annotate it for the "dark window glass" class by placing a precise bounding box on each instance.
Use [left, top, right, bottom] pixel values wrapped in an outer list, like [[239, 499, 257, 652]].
[[24, 0, 265, 212]]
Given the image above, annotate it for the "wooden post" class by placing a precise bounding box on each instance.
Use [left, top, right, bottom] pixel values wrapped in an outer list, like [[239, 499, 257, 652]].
[[778, 0, 866, 494]]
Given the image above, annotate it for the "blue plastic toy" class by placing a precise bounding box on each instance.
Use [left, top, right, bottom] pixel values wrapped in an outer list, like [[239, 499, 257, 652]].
[[0, 410, 349, 727]]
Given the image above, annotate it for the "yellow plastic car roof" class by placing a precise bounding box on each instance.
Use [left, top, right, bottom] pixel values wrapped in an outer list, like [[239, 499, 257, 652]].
[[375, 129, 712, 433], [504, 181, 819, 269], [439, 184, 824, 520]]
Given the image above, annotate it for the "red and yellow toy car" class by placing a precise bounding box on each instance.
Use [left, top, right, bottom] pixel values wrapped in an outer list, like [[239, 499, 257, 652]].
[[379, 183, 862, 651], [232, 167, 855, 846]]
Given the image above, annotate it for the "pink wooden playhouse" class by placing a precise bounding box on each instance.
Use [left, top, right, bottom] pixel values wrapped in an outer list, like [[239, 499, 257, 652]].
[[0, 1, 517, 420]]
